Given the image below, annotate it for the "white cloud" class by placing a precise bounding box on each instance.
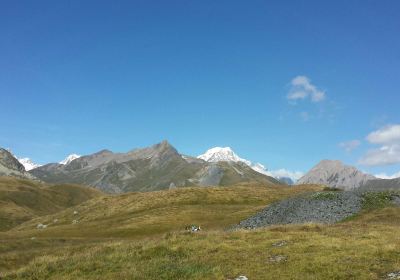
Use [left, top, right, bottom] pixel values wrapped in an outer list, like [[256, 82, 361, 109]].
[[366, 124, 400, 144], [359, 124, 400, 166], [266, 169, 304, 182], [339, 140, 361, 153], [375, 171, 400, 179], [287, 76, 326, 103], [359, 144, 400, 166]]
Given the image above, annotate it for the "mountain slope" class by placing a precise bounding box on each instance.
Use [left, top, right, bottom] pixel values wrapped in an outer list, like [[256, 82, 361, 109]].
[[0, 176, 102, 231], [0, 148, 37, 180], [198, 147, 302, 184], [297, 160, 375, 190], [31, 141, 280, 193], [359, 177, 400, 191]]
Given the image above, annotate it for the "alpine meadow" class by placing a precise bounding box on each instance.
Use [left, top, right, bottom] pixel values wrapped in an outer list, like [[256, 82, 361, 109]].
[[2, 1, 400, 279]]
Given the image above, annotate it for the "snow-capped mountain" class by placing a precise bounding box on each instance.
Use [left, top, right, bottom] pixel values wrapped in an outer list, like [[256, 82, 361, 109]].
[[198, 147, 251, 165], [198, 147, 303, 183], [60, 154, 81, 165], [17, 158, 42, 171]]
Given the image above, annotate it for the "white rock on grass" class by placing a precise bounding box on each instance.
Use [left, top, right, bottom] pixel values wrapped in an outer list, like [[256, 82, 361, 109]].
[[36, 223, 47, 229], [236, 276, 249, 280], [387, 272, 400, 279]]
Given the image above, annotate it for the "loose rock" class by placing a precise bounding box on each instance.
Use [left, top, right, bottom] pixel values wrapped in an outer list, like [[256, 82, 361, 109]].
[[268, 255, 287, 263], [272, 240, 287, 247], [387, 271, 400, 279], [234, 191, 362, 229], [37, 223, 47, 229]]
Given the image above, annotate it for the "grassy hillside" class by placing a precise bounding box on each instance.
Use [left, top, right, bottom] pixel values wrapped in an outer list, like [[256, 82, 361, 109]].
[[0, 183, 322, 273], [9, 183, 321, 239], [0, 176, 103, 231]]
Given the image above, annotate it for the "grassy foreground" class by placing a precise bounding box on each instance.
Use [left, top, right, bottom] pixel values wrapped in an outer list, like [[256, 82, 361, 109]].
[[3, 208, 400, 279], [2, 183, 400, 279]]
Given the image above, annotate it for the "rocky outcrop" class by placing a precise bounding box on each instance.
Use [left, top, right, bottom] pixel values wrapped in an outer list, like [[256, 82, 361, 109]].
[[0, 148, 37, 180]]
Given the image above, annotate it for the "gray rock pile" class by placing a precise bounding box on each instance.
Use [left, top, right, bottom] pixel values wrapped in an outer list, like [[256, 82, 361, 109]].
[[234, 191, 363, 229]]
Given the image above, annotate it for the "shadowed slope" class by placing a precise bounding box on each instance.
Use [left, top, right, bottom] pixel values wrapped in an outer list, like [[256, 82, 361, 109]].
[[0, 177, 103, 231]]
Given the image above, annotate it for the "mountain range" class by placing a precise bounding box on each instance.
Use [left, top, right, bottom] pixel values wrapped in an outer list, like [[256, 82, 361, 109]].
[[16, 153, 82, 171], [29, 141, 280, 193], [3, 142, 400, 193]]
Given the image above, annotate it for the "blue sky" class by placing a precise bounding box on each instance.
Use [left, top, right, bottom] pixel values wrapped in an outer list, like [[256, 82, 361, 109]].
[[1, 0, 400, 177]]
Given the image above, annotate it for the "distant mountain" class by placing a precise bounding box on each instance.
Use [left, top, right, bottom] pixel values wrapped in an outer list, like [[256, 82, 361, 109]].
[[277, 177, 295, 185], [31, 141, 279, 193], [198, 147, 270, 175], [17, 157, 42, 171], [60, 154, 81, 165], [0, 148, 37, 180], [297, 160, 375, 190], [198, 147, 252, 165], [198, 147, 300, 184]]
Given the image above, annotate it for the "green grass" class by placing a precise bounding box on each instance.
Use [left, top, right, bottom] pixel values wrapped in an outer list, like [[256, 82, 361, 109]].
[[361, 191, 399, 210], [311, 191, 340, 200]]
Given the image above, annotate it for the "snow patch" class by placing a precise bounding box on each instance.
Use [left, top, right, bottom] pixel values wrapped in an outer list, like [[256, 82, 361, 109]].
[[60, 154, 81, 165], [17, 158, 42, 171]]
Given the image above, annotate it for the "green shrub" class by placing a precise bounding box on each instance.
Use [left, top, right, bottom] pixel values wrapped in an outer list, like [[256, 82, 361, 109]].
[[361, 191, 398, 210], [311, 192, 339, 200]]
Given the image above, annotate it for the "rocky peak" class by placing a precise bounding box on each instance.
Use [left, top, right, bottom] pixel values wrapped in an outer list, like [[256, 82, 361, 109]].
[[0, 148, 26, 172], [297, 160, 375, 190]]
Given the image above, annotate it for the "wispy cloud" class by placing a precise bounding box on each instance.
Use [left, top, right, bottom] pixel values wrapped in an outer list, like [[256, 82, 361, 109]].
[[366, 124, 400, 144], [359, 124, 400, 166], [339, 140, 360, 153], [375, 171, 400, 179], [287, 76, 326, 103]]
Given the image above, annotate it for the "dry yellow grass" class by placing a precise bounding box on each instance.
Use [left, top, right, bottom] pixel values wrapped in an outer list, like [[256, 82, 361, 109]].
[[3, 208, 400, 279], [8, 183, 322, 239], [3, 182, 400, 279], [0, 176, 102, 231]]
